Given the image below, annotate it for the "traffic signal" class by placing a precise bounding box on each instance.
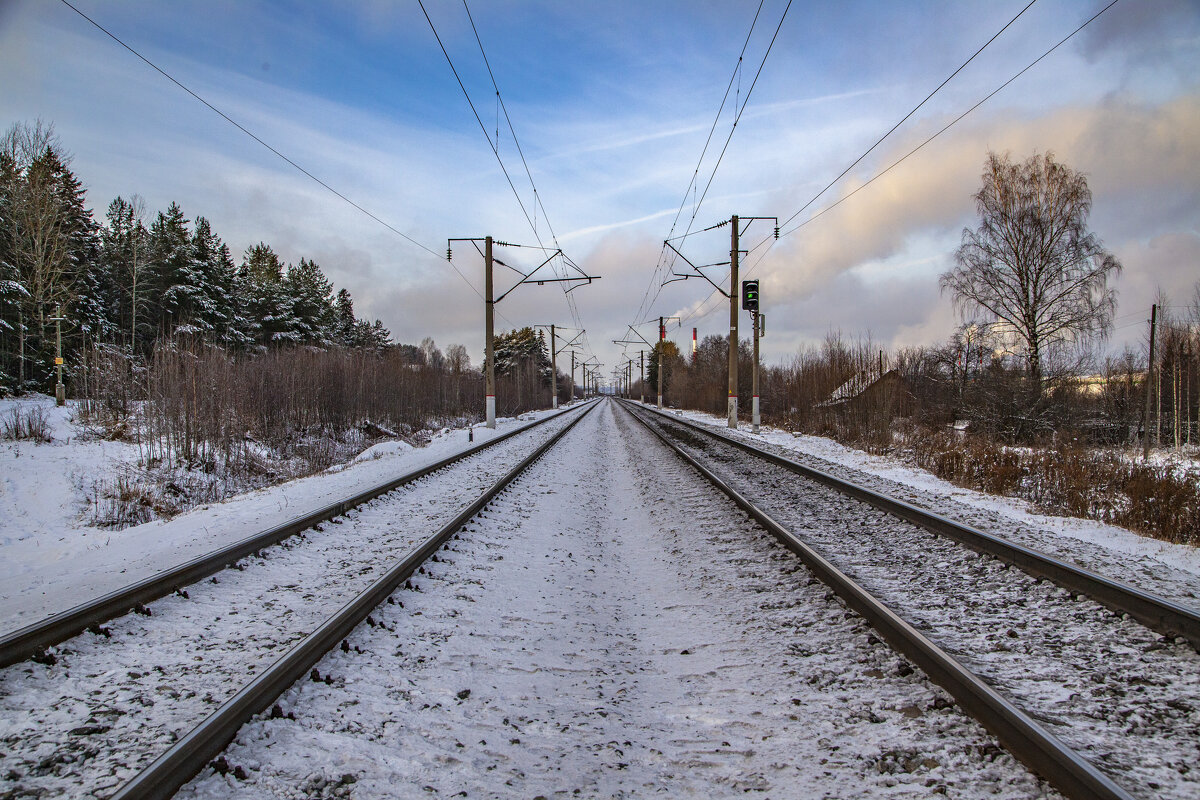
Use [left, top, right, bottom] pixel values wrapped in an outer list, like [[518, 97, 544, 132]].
[[741, 279, 759, 311]]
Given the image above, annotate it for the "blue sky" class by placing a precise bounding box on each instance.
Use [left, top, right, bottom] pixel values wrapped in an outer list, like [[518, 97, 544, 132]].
[[2, 0, 1197, 382]]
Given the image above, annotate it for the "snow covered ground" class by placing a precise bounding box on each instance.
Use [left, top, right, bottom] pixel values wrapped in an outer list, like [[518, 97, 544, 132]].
[[0, 394, 573, 636], [181, 399, 1057, 799], [0, 405, 588, 798], [657, 405, 1200, 601], [640, 407, 1199, 799]]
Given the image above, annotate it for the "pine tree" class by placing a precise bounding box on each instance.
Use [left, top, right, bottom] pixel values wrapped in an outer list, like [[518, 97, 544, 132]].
[[240, 243, 299, 348], [285, 257, 335, 346], [147, 202, 206, 338]]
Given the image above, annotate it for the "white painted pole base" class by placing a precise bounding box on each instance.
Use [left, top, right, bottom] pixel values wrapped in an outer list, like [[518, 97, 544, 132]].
[[752, 395, 760, 433], [657, 394, 663, 410], [728, 396, 738, 429], [552, 397, 558, 409], [486, 395, 496, 429]]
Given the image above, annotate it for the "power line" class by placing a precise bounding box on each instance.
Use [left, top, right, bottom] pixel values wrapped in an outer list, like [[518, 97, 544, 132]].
[[632, 0, 787, 330], [55, 0, 470, 281], [629, 0, 766, 328], [777, 0, 1038, 232], [683, 0, 1121, 327], [777, 0, 1121, 240], [434, 0, 596, 359], [460, 0, 592, 354]]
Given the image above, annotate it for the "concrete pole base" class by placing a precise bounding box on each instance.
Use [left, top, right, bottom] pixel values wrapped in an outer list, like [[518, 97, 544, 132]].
[[55, 384, 65, 407], [728, 396, 738, 429], [486, 395, 496, 429], [752, 395, 760, 433]]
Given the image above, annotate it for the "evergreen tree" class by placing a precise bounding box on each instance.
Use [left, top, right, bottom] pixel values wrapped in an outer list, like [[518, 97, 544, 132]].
[[146, 202, 206, 337], [240, 243, 299, 348], [99, 196, 150, 350], [332, 287, 357, 346], [285, 257, 335, 346]]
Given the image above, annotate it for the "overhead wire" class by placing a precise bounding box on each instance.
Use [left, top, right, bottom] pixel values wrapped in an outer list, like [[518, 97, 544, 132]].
[[454, 0, 597, 360], [679, 0, 1118, 328], [629, 0, 767, 329], [53, 0, 493, 299], [632, 0, 791, 335]]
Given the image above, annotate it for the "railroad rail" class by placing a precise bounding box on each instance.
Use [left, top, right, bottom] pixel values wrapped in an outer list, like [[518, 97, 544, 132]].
[[0, 401, 593, 668], [622, 400, 1200, 649], [105, 399, 597, 800], [620, 399, 1141, 800]]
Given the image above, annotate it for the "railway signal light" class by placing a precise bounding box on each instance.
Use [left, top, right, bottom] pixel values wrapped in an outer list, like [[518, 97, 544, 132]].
[[742, 279, 759, 311]]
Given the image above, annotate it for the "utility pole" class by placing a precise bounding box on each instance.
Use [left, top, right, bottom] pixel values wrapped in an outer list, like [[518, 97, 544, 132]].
[[728, 215, 739, 428], [659, 317, 666, 409], [1142, 303, 1158, 460], [449, 238, 597, 428], [50, 304, 67, 406], [570, 350, 575, 404], [484, 236, 495, 427], [549, 323, 557, 408], [640, 350, 645, 404]]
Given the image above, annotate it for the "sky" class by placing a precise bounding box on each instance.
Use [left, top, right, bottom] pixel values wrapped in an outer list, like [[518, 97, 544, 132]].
[[1, 0, 1197, 387]]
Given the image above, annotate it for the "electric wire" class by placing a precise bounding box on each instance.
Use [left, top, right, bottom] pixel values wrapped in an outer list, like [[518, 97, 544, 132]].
[[453, 0, 596, 361], [632, 0, 789, 335], [777, 0, 1039, 231], [679, 0, 1121, 329], [53, 0, 491, 297]]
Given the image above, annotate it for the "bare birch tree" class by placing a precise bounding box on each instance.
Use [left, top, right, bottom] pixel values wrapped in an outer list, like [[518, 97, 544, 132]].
[[940, 151, 1121, 390]]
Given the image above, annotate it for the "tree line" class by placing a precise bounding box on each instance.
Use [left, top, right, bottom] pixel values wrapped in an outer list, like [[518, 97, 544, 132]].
[[0, 120, 396, 394]]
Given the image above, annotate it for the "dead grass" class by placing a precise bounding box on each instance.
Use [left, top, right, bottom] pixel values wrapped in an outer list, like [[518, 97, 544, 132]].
[[0, 404, 52, 443], [908, 430, 1199, 545]]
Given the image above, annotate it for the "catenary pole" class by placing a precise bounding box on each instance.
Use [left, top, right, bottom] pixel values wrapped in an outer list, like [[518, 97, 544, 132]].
[[484, 236, 496, 428], [658, 316, 665, 409], [728, 215, 739, 428], [550, 323, 557, 409]]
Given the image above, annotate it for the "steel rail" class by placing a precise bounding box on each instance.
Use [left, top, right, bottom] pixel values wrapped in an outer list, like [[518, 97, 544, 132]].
[[0, 401, 597, 668], [620, 400, 1134, 800], [624, 401, 1200, 649], [108, 398, 598, 800]]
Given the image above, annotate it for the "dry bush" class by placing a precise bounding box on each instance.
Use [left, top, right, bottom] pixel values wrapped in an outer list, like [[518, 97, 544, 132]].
[[0, 403, 51, 442], [907, 430, 1199, 544]]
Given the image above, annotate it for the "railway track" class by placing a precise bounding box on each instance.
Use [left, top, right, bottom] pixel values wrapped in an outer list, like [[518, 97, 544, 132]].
[[0, 400, 597, 800], [176, 397, 1065, 798], [621, 399, 1200, 800], [0, 402, 588, 668], [5, 397, 1194, 798]]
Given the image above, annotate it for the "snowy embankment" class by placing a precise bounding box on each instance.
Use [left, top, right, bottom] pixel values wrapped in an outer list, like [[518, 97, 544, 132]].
[[660, 405, 1200, 601], [0, 395, 566, 637]]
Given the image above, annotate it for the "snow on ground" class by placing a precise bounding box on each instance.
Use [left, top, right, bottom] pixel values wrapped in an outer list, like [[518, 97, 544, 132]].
[[661, 405, 1200, 586], [0, 394, 573, 637], [0, 409, 586, 799], [642, 410, 1198, 799], [181, 399, 1057, 799]]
